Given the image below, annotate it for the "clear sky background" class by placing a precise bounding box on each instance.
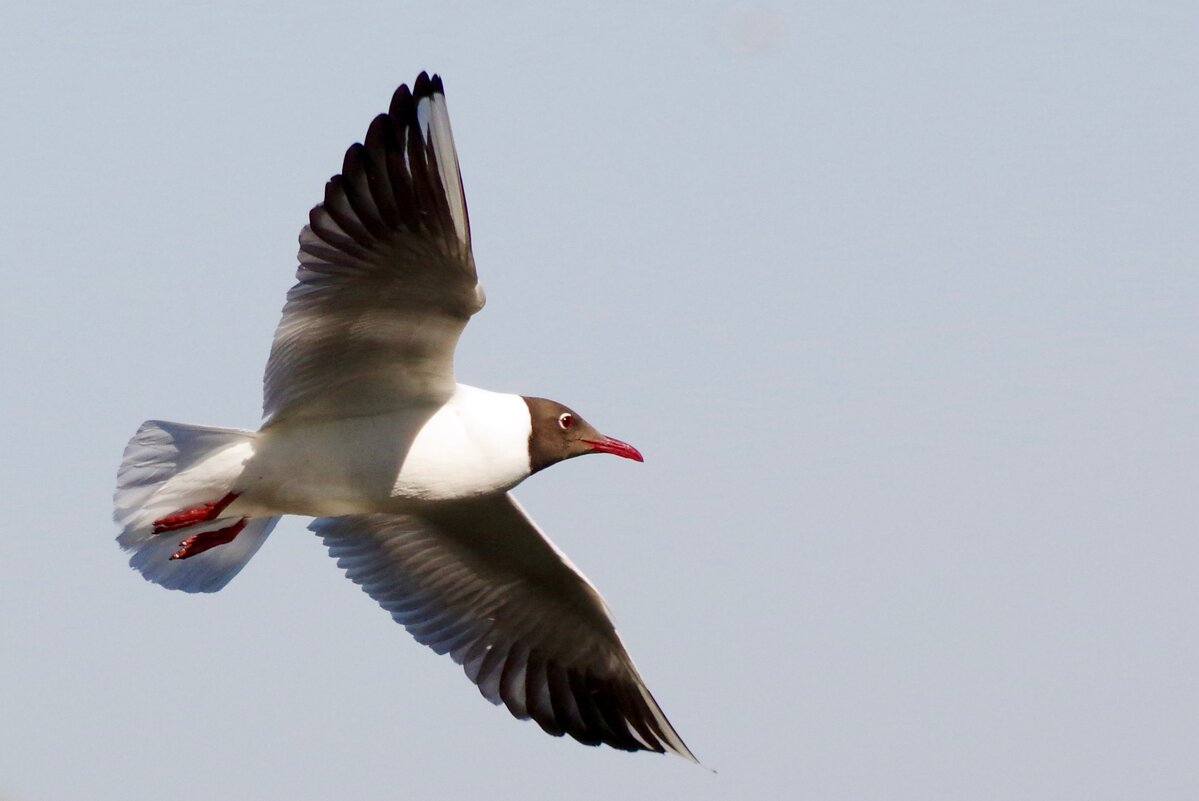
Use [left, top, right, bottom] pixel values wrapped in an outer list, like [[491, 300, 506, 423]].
[[2, 2, 1197, 799]]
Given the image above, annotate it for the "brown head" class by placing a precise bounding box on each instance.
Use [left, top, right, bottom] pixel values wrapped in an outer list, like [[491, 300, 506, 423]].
[[522, 397, 644, 474]]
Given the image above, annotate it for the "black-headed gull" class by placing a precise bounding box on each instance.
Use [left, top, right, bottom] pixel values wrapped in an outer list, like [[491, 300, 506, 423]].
[[113, 73, 696, 762]]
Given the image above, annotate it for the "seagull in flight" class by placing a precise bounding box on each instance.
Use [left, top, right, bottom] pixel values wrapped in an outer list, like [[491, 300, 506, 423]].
[[113, 72, 697, 762]]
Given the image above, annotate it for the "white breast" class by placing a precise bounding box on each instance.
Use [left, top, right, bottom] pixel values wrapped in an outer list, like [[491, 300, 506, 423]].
[[394, 385, 533, 500]]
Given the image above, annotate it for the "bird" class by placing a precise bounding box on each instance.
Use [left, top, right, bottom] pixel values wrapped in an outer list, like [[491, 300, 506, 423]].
[[113, 72, 697, 762]]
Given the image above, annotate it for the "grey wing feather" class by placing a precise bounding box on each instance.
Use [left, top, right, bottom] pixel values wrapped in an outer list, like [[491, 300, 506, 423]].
[[311, 494, 699, 761], [263, 73, 484, 424]]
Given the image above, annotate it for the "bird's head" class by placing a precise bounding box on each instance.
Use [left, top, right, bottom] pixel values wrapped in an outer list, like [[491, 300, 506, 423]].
[[523, 397, 643, 473]]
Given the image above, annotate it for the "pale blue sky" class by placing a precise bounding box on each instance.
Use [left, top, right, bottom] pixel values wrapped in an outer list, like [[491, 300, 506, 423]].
[[3, 2, 1198, 799]]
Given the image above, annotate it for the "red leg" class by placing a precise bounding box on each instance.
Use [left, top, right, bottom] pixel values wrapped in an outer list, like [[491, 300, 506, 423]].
[[170, 519, 248, 560], [152, 492, 240, 534]]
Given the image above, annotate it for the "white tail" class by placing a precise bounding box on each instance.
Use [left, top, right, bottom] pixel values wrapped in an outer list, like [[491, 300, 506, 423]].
[[114, 420, 279, 593]]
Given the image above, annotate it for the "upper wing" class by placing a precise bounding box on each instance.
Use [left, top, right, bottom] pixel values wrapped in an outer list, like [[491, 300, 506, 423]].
[[312, 494, 699, 761], [262, 72, 484, 424]]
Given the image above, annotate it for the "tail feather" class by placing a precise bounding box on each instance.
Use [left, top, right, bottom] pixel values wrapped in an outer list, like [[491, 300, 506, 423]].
[[114, 420, 278, 593], [127, 516, 279, 593]]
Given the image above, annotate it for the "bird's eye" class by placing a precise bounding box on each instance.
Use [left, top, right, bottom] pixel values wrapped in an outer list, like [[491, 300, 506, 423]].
[[558, 413, 574, 430]]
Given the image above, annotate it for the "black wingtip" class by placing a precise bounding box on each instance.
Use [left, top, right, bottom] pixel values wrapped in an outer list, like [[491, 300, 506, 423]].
[[389, 83, 414, 120], [387, 73, 444, 121], [364, 114, 390, 150], [413, 70, 433, 98], [341, 141, 365, 177], [412, 71, 445, 100]]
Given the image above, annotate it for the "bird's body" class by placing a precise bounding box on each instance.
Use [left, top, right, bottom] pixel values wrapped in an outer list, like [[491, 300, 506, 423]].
[[240, 384, 535, 516], [113, 73, 696, 762]]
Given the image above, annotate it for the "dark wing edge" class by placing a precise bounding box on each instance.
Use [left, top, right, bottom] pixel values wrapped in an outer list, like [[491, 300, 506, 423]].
[[262, 73, 484, 421], [311, 495, 700, 763], [301, 71, 476, 298]]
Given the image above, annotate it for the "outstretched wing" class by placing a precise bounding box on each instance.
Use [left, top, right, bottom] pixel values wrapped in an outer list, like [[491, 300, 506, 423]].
[[263, 72, 483, 424], [312, 494, 698, 761]]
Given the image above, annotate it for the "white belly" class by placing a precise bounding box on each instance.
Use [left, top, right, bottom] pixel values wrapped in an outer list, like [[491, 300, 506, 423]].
[[236, 386, 533, 516]]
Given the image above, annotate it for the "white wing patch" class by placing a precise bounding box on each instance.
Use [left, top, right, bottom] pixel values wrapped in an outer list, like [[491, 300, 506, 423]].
[[417, 87, 470, 250]]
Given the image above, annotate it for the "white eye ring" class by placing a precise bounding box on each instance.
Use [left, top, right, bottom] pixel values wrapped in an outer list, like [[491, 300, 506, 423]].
[[558, 413, 574, 430]]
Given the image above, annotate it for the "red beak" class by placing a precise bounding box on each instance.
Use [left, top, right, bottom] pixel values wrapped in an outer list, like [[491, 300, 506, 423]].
[[582, 436, 644, 462]]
